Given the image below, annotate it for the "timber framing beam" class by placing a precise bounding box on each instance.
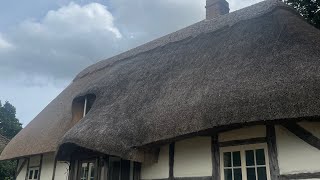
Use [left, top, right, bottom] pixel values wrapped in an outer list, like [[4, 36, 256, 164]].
[[169, 143, 175, 180], [211, 135, 220, 180], [282, 123, 320, 150], [266, 124, 280, 180], [280, 172, 320, 179]]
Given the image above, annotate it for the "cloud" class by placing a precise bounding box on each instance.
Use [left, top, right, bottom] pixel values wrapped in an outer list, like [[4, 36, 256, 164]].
[[0, 2, 122, 82], [0, 33, 13, 50]]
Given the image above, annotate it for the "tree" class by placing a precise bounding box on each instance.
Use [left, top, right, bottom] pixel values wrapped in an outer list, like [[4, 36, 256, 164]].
[[284, 0, 320, 29], [0, 101, 22, 179], [0, 101, 22, 139]]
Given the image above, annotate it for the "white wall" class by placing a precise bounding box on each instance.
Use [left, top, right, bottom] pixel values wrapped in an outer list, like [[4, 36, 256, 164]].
[[276, 125, 320, 175], [141, 145, 169, 179], [298, 121, 320, 139], [219, 125, 266, 142], [54, 161, 69, 180], [39, 153, 55, 180], [16, 158, 28, 180], [174, 136, 212, 177]]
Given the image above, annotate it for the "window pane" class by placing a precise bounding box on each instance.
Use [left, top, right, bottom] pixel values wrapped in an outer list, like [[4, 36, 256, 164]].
[[246, 168, 256, 180], [233, 151, 241, 167], [256, 149, 265, 165], [34, 170, 39, 179], [234, 168, 242, 180], [245, 150, 255, 166], [29, 170, 34, 179], [224, 152, 232, 167], [224, 169, 232, 180], [89, 162, 95, 179], [257, 167, 267, 180]]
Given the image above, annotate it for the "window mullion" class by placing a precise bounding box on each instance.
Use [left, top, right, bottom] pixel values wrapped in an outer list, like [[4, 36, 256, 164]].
[[241, 150, 246, 180], [231, 152, 234, 180], [254, 150, 258, 180]]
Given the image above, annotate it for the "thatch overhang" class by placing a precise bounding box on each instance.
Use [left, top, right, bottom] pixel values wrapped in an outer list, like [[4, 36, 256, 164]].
[[2, 0, 320, 162]]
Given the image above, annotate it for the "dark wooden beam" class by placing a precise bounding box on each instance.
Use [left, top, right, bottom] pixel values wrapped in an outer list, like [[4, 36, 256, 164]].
[[51, 157, 58, 180], [266, 125, 280, 180], [280, 172, 320, 179], [133, 162, 141, 180], [282, 123, 320, 150], [169, 143, 175, 180], [219, 137, 266, 147], [38, 155, 43, 180], [15, 158, 27, 179], [211, 135, 220, 180], [25, 157, 30, 180]]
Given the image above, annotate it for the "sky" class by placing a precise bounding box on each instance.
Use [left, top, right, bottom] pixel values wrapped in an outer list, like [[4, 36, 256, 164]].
[[0, 0, 263, 126]]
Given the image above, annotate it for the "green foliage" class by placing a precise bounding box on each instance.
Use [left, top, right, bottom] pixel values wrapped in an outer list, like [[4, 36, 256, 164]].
[[0, 101, 22, 139], [0, 100, 22, 179], [284, 0, 320, 29]]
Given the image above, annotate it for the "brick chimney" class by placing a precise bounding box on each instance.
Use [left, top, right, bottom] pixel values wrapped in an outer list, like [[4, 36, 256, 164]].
[[206, 0, 230, 19]]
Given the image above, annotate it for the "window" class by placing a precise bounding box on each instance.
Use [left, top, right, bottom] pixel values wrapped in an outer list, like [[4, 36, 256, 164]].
[[79, 161, 96, 180], [28, 167, 40, 180], [220, 144, 271, 180], [72, 94, 96, 123]]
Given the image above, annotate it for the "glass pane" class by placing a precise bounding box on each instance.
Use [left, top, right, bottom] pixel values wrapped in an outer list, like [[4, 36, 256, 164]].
[[80, 163, 88, 180], [34, 170, 39, 179], [246, 150, 255, 166], [257, 167, 267, 180], [224, 152, 232, 167], [233, 151, 241, 167], [256, 149, 266, 165], [247, 168, 256, 180], [29, 170, 34, 179], [89, 162, 95, 179], [224, 169, 232, 180], [234, 168, 242, 180]]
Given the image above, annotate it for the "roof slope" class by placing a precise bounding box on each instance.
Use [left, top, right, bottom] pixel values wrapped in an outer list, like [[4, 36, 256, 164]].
[[2, 0, 320, 161]]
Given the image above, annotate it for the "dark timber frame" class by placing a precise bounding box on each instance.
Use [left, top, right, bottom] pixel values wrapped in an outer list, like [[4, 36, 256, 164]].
[[211, 135, 220, 180], [266, 124, 280, 180], [169, 143, 175, 180], [38, 154, 43, 180], [282, 123, 320, 150], [24, 157, 30, 180]]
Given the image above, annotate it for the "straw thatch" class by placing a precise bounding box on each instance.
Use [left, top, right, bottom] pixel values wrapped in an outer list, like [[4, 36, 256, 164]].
[[2, 0, 320, 162]]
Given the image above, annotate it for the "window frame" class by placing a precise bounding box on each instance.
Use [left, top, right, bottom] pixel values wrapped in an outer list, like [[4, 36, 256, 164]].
[[77, 159, 98, 180], [27, 166, 40, 180], [220, 143, 271, 180]]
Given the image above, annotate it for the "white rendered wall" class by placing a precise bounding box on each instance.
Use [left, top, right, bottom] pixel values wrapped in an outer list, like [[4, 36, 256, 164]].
[[174, 136, 212, 177], [141, 145, 169, 179], [54, 161, 69, 180], [39, 153, 55, 180], [276, 125, 320, 175], [298, 121, 320, 138], [219, 125, 266, 142], [29, 155, 41, 166], [16, 158, 28, 180]]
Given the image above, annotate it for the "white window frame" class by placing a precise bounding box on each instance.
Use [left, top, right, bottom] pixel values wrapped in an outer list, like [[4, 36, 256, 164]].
[[220, 143, 271, 180], [83, 96, 88, 118], [27, 167, 40, 180]]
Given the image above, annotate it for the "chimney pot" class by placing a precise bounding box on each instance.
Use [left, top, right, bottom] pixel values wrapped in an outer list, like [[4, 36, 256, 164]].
[[206, 0, 230, 19]]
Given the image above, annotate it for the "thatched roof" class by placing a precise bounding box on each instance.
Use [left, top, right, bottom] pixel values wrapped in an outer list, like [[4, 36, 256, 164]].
[[2, 0, 320, 161]]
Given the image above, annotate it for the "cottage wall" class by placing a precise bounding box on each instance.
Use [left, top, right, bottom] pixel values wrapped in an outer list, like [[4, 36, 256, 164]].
[[15, 153, 69, 180], [141, 145, 170, 179], [174, 137, 212, 177], [16, 158, 28, 180], [39, 153, 55, 180], [276, 123, 320, 176]]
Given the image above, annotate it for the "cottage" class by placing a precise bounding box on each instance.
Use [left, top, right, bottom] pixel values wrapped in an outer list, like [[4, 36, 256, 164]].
[[2, 0, 320, 180]]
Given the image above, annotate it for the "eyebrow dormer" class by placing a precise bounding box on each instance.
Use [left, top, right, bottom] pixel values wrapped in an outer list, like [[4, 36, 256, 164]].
[[72, 94, 96, 123]]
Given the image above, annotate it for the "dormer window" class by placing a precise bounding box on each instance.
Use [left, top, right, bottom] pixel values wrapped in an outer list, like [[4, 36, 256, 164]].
[[72, 94, 96, 122]]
